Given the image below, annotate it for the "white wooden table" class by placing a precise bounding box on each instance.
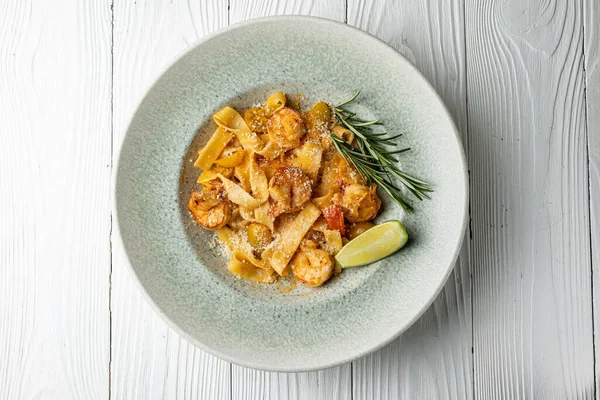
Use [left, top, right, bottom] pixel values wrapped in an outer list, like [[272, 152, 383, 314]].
[[1, 0, 598, 398]]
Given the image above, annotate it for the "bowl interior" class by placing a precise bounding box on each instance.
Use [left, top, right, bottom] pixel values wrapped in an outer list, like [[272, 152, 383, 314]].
[[116, 17, 467, 371]]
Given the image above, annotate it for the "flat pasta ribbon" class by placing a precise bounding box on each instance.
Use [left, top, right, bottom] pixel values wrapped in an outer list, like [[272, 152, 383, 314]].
[[248, 155, 269, 204], [217, 227, 270, 270], [234, 151, 251, 192], [213, 106, 263, 151], [293, 141, 323, 181], [323, 229, 343, 254], [256, 140, 283, 160], [264, 92, 286, 116], [194, 126, 233, 170], [198, 152, 268, 210], [261, 202, 322, 275], [221, 176, 263, 208], [239, 202, 274, 232], [227, 253, 276, 283], [312, 190, 334, 210], [311, 218, 343, 254], [213, 148, 245, 167], [253, 202, 274, 232], [315, 151, 343, 197]]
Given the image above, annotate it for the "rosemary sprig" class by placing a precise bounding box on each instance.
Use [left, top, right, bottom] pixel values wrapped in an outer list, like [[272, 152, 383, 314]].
[[330, 91, 432, 213]]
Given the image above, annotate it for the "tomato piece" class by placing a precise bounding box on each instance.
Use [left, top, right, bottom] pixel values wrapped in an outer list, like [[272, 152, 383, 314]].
[[323, 205, 345, 235]]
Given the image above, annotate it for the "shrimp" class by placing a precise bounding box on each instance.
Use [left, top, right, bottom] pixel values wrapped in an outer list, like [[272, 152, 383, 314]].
[[268, 166, 312, 217], [291, 240, 334, 287], [267, 107, 306, 150], [341, 183, 381, 223], [188, 188, 231, 230], [256, 156, 286, 180]]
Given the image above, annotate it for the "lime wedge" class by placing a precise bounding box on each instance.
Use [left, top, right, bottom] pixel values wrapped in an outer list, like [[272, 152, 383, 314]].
[[335, 220, 408, 268]]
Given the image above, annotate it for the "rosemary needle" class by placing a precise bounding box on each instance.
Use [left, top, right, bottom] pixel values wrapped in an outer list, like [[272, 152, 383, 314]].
[[330, 91, 432, 213]]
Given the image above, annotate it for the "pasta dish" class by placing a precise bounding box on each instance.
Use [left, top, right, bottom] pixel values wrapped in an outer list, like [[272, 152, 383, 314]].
[[189, 92, 381, 287]]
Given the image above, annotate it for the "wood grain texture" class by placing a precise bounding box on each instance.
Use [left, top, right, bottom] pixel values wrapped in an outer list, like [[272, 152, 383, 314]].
[[231, 368, 352, 400], [0, 0, 112, 398], [2, 0, 598, 398], [229, 0, 345, 23], [466, 1, 594, 398], [229, 2, 350, 399], [347, 1, 472, 399], [584, 0, 600, 396], [110, 1, 231, 399]]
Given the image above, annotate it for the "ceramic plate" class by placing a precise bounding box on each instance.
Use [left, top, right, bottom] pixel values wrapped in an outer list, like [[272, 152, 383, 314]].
[[114, 16, 468, 372]]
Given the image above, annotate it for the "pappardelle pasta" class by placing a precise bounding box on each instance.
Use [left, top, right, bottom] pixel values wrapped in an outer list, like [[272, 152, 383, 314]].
[[189, 92, 381, 287]]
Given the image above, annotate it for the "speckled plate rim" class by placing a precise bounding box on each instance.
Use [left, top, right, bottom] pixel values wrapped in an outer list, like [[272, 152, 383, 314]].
[[113, 15, 469, 372]]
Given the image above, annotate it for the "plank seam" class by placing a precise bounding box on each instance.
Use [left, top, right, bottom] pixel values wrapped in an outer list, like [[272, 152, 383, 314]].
[[581, 2, 597, 397], [109, 0, 115, 398], [460, 0, 475, 398], [344, 0, 348, 24]]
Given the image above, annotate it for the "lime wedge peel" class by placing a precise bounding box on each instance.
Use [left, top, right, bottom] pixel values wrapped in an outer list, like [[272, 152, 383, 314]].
[[335, 220, 408, 268]]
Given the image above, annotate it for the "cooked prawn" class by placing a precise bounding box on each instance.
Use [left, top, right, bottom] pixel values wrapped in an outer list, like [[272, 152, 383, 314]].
[[188, 188, 231, 230], [341, 184, 381, 223], [256, 156, 286, 180], [268, 166, 312, 217], [291, 240, 334, 287], [267, 107, 306, 150]]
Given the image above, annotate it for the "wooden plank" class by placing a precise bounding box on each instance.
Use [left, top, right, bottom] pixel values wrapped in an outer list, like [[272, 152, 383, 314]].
[[110, 1, 231, 399], [347, 1, 472, 399], [0, 0, 111, 398], [229, 0, 345, 22], [584, 0, 600, 396], [232, 368, 352, 400], [228, 2, 350, 399], [465, 1, 594, 398]]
